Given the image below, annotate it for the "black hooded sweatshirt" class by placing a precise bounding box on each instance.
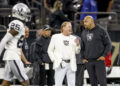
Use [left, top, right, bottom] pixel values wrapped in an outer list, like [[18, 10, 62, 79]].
[[81, 25, 112, 60]]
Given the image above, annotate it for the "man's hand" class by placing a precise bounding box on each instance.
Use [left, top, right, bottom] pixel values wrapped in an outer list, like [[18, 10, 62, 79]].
[[25, 61, 31, 64], [97, 56, 105, 61], [82, 59, 88, 63], [41, 63, 45, 65], [74, 37, 80, 46]]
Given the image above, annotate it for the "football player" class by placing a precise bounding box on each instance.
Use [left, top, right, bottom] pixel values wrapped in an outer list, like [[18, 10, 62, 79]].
[[0, 3, 31, 86]]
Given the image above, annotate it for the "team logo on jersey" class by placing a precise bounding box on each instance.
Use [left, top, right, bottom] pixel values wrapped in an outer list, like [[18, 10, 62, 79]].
[[63, 40, 69, 46], [87, 33, 93, 41]]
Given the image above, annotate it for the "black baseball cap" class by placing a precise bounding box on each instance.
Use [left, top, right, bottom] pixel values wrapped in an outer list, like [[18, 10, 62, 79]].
[[43, 25, 52, 30]]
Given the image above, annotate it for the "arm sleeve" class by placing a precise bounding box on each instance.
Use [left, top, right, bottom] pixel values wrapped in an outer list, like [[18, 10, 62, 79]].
[[47, 35, 56, 62], [34, 39, 43, 64], [29, 42, 36, 63], [0, 33, 13, 56], [102, 30, 112, 57]]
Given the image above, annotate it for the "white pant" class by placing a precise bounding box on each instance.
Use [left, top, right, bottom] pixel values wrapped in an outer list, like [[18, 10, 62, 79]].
[[4, 60, 28, 82], [55, 62, 75, 86]]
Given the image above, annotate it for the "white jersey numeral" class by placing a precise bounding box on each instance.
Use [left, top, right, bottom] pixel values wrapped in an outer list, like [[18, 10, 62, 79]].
[[10, 23, 20, 31]]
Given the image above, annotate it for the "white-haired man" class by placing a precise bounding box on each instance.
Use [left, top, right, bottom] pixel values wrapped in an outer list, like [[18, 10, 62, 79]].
[[48, 21, 80, 86]]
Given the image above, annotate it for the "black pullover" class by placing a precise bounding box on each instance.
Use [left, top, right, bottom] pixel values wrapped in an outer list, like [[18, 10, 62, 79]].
[[81, 25, 112, 60]]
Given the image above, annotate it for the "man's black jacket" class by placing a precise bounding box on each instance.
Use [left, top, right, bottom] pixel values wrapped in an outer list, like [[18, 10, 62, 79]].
[[81, 25, 112, 60], [35, 36, 52, 64]]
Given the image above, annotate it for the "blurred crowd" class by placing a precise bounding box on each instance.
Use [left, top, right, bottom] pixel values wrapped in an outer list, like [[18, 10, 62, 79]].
[[0, 0, 114, 31]]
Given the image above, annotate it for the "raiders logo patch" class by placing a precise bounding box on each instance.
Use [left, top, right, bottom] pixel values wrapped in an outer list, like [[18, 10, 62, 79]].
[[87, 33, 93, 41], [63, 40, 69, 46]]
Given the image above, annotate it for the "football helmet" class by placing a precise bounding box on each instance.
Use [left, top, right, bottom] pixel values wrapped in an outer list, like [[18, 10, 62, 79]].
[[12, 3, 31, 22]]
